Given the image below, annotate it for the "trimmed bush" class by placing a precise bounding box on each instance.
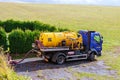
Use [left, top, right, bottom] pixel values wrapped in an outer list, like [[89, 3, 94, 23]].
[[1, 19, 18, 32], [8, 29, 40, 54], [24, 30, 40, 53], [0, 19, 59, 32], [58, 28, 70, 32], [24, 30, 33, 53], [32, 30, 40, 40], [0, 19, 69, 32], [33, 21, 44, 31], [8, 29, 26, 53], [0, 28, 7, 50]]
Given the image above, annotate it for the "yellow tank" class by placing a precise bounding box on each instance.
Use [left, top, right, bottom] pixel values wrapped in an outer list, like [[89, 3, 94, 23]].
[[39, 32, 83, 48]]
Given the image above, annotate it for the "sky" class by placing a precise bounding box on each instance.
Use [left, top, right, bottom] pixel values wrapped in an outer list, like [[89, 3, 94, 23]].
[[0, 0, 120, 6]]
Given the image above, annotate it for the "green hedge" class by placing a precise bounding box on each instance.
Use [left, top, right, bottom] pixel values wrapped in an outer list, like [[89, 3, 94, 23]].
[[23, 30, 33, 53], [0, 19, 59, 32], [0, 28, 7, 50], [8, 29, 40, 54], [8, 29, 26, 53], [0, 19, 69, 32], [57, 28, 70, 32]]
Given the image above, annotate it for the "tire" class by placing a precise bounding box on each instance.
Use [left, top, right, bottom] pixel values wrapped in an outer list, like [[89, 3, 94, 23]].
[[56, 55, 65, 65], [87, 52, 95, 61], [52, 52, 66, 65]]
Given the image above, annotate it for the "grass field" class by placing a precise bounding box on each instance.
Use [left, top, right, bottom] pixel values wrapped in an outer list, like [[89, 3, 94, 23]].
[[0, 2, 120, 80]]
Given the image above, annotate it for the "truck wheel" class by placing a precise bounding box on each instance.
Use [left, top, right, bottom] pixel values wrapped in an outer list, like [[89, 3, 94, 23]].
[[87, 52, 95, 61], [52, 53, 66, 65], [56, 55, 65, 65]]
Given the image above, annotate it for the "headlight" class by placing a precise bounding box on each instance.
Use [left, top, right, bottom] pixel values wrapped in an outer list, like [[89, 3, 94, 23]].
[[32, 43, 36, 48]]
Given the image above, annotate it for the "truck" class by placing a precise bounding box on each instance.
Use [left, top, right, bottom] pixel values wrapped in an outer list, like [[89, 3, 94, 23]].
[[32, 30, 103, 64]]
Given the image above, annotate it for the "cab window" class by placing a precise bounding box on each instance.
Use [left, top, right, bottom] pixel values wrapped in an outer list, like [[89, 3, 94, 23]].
[[94, 35, 100, 43]]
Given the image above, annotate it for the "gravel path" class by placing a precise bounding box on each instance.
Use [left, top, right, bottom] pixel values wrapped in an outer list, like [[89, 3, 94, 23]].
[[14, 57, 117, 80]]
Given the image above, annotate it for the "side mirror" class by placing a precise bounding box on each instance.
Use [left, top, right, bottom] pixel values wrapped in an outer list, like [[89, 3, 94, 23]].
[[100, 35, 103, 43], [101, 36, 103, 39]]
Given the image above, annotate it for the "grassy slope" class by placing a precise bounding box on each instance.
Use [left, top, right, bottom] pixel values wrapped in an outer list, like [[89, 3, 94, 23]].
[[0, 2, 120, 79]]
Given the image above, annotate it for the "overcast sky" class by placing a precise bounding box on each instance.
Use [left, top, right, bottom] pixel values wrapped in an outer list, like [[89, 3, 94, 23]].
[[0, 0, 120, 6]]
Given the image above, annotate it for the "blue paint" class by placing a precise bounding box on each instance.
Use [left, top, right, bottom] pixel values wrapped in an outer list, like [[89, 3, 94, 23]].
[[78, 30, 103, 55]]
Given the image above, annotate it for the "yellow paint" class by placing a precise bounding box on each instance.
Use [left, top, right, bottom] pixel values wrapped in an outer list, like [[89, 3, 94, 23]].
[[39, 32, 83, 49]]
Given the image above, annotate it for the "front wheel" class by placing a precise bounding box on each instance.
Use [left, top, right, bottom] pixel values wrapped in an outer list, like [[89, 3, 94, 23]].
[[87, 52, 95, 61]]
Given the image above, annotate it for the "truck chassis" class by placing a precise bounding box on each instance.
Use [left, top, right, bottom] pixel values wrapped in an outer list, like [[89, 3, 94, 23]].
[[34, 46, 96, 65]]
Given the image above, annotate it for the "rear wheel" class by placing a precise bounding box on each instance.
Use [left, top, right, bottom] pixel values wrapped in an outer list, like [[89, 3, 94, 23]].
[[87, 52, 95, 61], [52, 52, 66, 65], [56, 55, 65, 64]]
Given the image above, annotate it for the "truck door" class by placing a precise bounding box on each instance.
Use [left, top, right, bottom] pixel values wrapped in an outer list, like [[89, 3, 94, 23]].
[[91, 33, 103, 53]]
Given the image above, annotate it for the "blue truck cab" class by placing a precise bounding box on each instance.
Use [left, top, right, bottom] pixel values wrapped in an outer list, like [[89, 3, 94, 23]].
[[79, 30, 103, 56]]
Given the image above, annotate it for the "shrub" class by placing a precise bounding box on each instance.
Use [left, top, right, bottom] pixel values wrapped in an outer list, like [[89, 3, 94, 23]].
[[24, 30, 34, 53], [0, 19, 59, 32], [0, 28, 7, 50], [32, 30, 40, 40], [33, 21, 44, 31], [3, 19, 16, 32], [8, 29, 26, 54], [8, 29, 40, 54], [0, 19, 70, 33], [57, 28, 70, 32], [24, 30, 40, 53]]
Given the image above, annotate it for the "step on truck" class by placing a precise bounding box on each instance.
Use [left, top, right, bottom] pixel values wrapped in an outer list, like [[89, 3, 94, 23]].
[[32, 30, 103, 64]]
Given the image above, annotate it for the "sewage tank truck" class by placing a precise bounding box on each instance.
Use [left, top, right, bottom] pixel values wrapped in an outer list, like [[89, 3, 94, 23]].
[[32, 30, 103, 64]]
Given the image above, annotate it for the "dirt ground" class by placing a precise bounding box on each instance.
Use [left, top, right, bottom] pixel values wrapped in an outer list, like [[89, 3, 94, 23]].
[[14, 57, 118, 80]]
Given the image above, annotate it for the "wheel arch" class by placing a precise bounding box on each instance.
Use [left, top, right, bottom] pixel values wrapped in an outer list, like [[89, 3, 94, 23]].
[[88, 49, 98, 55]]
